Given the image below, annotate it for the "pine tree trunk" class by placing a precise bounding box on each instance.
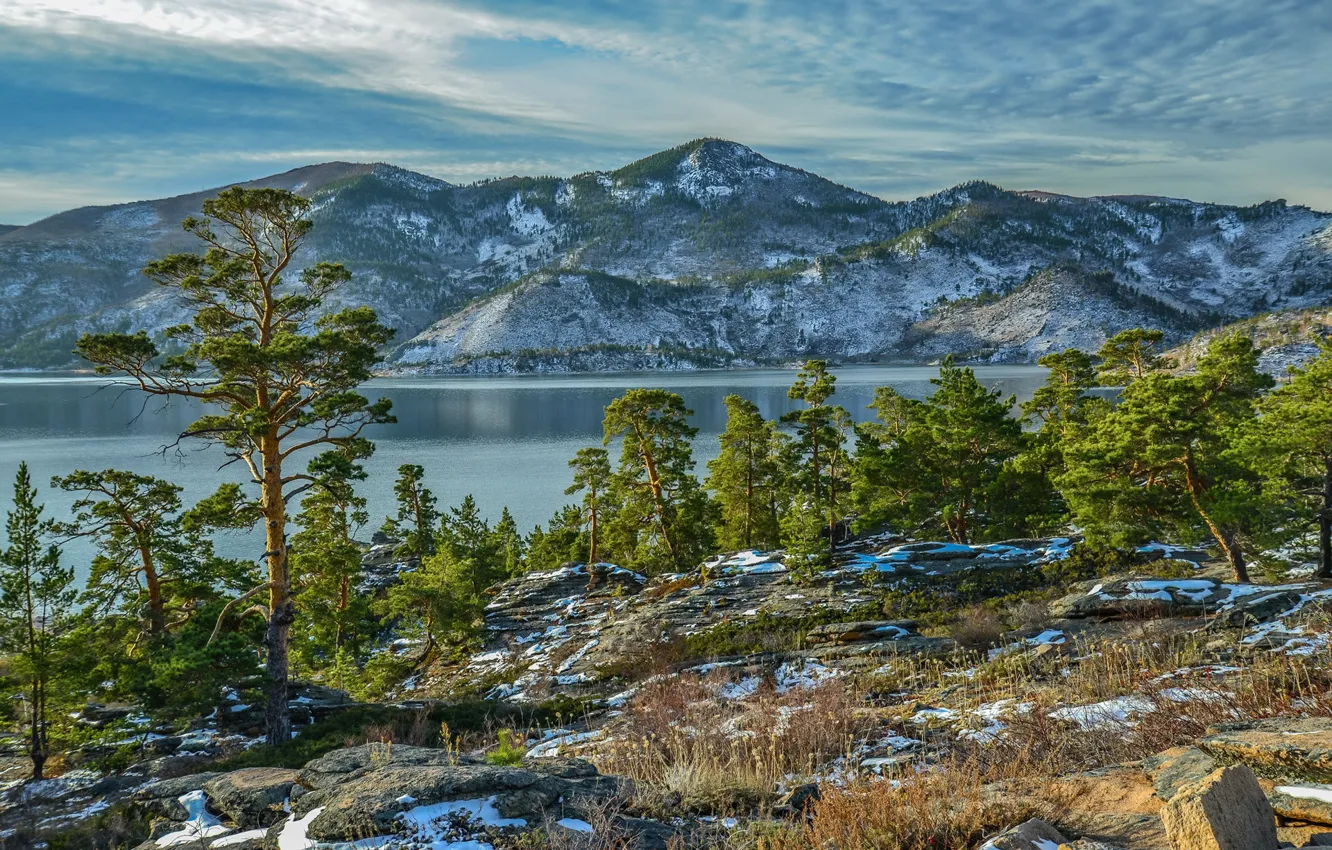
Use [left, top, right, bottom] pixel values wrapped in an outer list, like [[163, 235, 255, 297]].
[[1226, 535, 1250, 584], [29, 678, 44, 781], [589, 497, 598, 564], [141, 542, 164, 636], [262, 445, 293, 747]]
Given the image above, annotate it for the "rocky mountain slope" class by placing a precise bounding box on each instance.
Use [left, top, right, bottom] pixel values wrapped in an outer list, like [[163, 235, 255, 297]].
[[3, 139, 1330, 370]]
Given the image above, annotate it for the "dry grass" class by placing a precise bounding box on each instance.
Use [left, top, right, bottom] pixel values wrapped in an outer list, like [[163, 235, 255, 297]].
[[597, 672, 876, 811], [948, 605, 1005, 650], [753, 765, 1061, 850], [868, 625, 1332, 781]]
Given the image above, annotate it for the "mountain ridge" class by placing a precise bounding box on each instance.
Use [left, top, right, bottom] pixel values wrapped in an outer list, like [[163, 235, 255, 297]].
[[2, 138, 1329, 371]]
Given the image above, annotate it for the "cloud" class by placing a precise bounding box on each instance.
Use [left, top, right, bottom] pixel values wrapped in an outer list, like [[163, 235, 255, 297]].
[[0, 0, 1328, 221]]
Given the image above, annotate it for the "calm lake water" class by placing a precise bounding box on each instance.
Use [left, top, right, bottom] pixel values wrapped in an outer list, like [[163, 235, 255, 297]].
[[0, 365, 1046, 579]]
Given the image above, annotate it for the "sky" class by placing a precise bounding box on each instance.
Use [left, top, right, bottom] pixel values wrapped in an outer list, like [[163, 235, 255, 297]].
[[1, 0, 1330, 224]]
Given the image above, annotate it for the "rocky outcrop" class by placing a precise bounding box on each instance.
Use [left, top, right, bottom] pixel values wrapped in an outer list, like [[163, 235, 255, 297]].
[[445, 538, 1077, 701], [298, 743, 477, 790], [1161, 764, 1279, 850], [291, 758, 627, 843], [120, 748, 655, 850]]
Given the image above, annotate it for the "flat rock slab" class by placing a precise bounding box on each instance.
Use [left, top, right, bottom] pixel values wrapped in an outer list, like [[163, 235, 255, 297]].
[[298, 743, 474, 789], [203, 767, 301, 828], [1201, 718, 1332, 782], [1161, 764, 1278, 850], [1144, 746, 1218, 801], [1266, 784, 1332, 826]]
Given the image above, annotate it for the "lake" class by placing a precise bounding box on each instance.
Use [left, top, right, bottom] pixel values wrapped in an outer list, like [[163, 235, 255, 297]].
[[0, 365, 1046, 579]]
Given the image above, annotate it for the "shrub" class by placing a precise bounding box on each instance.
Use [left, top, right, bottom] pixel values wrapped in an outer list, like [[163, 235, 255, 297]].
[[949, 605, 1005, 651], [486, 728, 527, 766]]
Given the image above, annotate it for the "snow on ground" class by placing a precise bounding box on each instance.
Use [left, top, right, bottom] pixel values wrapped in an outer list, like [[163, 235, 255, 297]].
[[525, 730, 604, 759], [1277, 784, 1332, 803], [157, 790, 232, 847], [557, 817, 595, 833], [774, 660, 844, 693]]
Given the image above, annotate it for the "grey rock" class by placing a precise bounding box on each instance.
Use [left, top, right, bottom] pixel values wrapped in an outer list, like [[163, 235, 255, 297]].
[[298, 743, 471, 790], [203, 767, 301, 828]]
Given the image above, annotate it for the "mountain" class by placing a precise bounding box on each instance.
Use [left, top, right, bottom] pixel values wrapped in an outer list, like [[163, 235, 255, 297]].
[[2, 138, 1329, 370]]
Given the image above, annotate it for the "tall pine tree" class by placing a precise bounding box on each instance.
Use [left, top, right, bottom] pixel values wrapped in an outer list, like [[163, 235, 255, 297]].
[[75, 188, 394, 744], [602, 389, 714, 574], [0, 464, 76, 781], [706, 395, 783, 551]]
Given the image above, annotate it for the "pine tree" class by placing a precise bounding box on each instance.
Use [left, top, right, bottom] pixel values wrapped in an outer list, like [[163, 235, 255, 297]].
[[525, 506, 587, 572], [0, 463, 76, 781], [75, 187, 395, 745], [1096, 328, 1173, 385], [1061, 332, 1271, 581], [382, 464, 438, 559], [53, 470, 249, 640], [439, 496, 503, 597], [492, 507, 526, 577], [602, 389, 714, 574], [289, 467, 372, 689], [852, 361, 1022, 543], [780, 361, 851, 550], [565, 448, 612, 564], [706, 395, 783, 551], [1241, 336, 1332, 577], [1006, 349, 1105, 533]]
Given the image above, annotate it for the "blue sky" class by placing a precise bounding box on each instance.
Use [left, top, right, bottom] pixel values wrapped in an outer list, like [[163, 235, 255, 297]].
[[2, 0, 1329, 224]]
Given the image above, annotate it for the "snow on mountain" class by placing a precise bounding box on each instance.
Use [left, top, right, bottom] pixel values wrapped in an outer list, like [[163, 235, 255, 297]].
[[1, 139, 1329, 370]]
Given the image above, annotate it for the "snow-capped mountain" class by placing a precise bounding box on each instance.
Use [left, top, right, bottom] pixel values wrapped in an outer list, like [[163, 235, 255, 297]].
[[2, 139, 1329, 370]]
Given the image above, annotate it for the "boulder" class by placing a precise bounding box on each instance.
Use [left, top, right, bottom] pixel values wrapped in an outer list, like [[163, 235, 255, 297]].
[[1144, 747, 1219, 801], [1213, 589, 1306, 628], [980, 817, 1067, 849], [1161, 764, 1278, 850], [772, 782, 820, 815], [297, 743, 472, 789], [1201, 718, 1332, 781], [203, 767, 301, 828]]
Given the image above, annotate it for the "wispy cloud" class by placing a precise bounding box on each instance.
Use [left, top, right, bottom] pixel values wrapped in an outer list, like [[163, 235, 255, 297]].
[[1, 0, 1328, 222]]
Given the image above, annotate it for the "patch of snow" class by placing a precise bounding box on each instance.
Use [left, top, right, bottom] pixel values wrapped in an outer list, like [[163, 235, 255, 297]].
[[399, 796, 526, 829], [556, 817, 595, 833], [157, 789, 232, 846], [278, 805, 324, 850], [717, 676, 762, 700], [1276, 784, 1332, 803], [774, 660, 843, 693]]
